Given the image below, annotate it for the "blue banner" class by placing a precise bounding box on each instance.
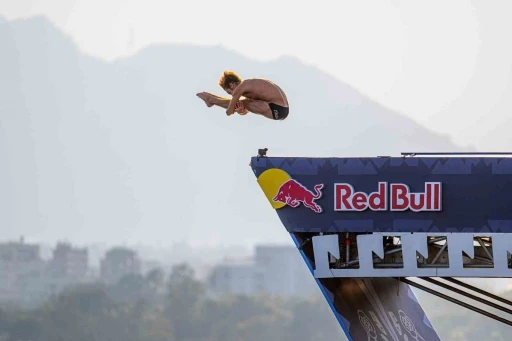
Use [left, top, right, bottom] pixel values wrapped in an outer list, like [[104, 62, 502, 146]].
[[251, 156, 512, 233]]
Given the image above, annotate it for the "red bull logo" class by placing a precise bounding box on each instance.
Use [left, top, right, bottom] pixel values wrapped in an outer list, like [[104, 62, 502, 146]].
[[257, 168, 441, 214], [273, 179, 324, 213], [334, 182, 442, 212]]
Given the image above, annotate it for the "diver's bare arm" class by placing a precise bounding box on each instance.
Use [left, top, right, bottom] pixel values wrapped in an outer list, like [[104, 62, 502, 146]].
[[226, 81, 250, 116]]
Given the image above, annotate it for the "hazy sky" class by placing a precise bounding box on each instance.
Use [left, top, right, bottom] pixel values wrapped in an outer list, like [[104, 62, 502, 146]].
[[4, 1, 512, 149], [3, 1, 512, 293]]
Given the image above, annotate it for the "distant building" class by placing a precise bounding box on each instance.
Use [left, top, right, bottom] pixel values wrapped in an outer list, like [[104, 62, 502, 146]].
[[100, 247, 141, 284], [255, 244, 316, 297], [207, 244, 317, 298], [208, 261, 265, 296], [0, 238, 47, 306], [47, 242, 89, 282]]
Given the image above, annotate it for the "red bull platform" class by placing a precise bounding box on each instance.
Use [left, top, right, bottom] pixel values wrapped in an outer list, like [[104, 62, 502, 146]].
[[250, 151, 512, 340]]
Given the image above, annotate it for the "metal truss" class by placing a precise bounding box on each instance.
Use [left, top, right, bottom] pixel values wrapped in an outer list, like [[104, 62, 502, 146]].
[[309, 232, 512, 278]]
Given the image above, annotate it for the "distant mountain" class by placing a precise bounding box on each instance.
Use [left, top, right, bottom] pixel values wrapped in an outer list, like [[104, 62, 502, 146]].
[[0, 15, 474, 246]]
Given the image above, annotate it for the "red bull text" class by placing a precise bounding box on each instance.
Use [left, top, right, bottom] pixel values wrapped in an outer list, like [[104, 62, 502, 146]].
[[273, 179, 324, 213], [334, 182, 442, 212]]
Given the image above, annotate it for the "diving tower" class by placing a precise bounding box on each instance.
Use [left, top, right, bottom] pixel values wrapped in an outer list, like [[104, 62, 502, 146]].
[[250, 150, 512, 341]]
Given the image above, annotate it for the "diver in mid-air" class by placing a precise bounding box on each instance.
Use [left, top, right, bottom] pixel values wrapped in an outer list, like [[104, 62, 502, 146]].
[[197, 70, 289, 120]]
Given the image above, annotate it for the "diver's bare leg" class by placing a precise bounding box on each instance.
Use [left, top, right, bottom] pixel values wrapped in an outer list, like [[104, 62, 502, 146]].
[[209, 95, 273, 119], [196, 92, 233, 108], [196, 92, 247, 114], [208, 96, 273, 119], [206, 95, 231, 109], [240, 99, 274, 120], [196, 92, 272, 119]]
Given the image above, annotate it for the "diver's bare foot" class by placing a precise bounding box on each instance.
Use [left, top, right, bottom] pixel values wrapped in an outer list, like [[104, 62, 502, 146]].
[[196, 92, 213, 107]]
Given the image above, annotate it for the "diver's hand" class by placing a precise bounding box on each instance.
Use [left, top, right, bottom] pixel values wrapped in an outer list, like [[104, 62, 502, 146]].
[[234, 101, 248, 115]]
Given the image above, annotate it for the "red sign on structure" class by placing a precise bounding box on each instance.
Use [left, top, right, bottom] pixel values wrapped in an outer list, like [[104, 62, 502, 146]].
[[334, 182, 442, 212]]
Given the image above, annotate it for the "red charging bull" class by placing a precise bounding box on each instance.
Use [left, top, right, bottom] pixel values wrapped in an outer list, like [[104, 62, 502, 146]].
[[273, 179, 324, 213]]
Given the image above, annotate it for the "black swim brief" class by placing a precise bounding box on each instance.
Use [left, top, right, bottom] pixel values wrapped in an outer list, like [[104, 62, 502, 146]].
[[269, 102, 289, 120]]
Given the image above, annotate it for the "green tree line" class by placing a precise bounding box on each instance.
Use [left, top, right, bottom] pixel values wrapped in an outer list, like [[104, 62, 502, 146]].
[[0, 263, 511, 341], [0, 263, 345, 341]]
